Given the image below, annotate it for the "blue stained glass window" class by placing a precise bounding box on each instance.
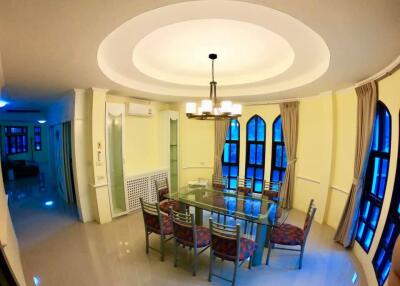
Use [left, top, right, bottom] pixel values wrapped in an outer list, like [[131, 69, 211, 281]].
[[272, 170, 280, 182], [254, 180, 263, 192], [245, 115, 266, 192], [371, 158, 381, 195], [271, 115, 287, 184], [365, 229, 374, 249], [256, 144, 263, 165], [230, 144, 237, 163], [274, 117, 282, 142], [383, 111, 390, 153], [275, 145, 282, 167], [249, 144, 256, 164], [256, 118, 265, 141], [357, 222, 365, 240], [362, 201, 371, 220], [230, 166, 238, 177], [222, 166, 229, 177], [221, 119, 240, 190], [358, 101, 391, 268], [248, 119, 256, 141], [370, 207, 380, 228], [247, 167, 254, 178], [255, 168, 263, 180], [378, 159, 389, 199], [4, 126, 29, 154]]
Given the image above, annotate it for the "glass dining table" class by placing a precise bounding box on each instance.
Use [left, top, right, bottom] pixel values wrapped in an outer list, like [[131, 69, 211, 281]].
[[165, 185, 288, 266]]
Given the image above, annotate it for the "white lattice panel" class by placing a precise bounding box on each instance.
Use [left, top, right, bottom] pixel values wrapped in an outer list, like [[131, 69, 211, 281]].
[[125, 169, 169, 212]]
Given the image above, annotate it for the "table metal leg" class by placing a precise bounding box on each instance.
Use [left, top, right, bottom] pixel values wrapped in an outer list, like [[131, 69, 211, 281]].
[[252, 224, 268, 266], [195, 207, 203, 226]]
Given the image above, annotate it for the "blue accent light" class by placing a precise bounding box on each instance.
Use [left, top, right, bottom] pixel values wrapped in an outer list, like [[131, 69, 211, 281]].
[[0, 100, 8, 108], [33, 276, 41, 286], [44, 200, 54, 207]]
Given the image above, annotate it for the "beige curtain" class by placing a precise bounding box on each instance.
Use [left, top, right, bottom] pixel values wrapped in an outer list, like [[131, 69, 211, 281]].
[[334, 81, 378, 247], [213, 120, 230, 176], [279, 101, 299, 209]]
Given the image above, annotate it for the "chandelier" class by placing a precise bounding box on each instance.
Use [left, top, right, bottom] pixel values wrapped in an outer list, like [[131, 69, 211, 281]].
[[185, 54, 242, 120]]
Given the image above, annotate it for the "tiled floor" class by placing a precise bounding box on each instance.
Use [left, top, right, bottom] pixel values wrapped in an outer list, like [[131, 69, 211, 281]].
[[7, 178, 366, 286]]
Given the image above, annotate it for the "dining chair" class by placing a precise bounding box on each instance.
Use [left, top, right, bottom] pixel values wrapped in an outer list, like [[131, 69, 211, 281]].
[[212, 174, 228, 190], [170, 208, 211, 276], [262, 180, 282, 201], [265, 199, 316, 269], [139, 198, 174, 261], [236, 177, 253, 195], [155, 178, 180, 213], [262, 180, 283, 219], [211, 174, 228, 222], [208, 218, 256, 286]]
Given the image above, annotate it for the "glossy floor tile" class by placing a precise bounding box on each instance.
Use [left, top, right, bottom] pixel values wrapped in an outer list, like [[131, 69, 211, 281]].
[[7, 178, 366, 286]]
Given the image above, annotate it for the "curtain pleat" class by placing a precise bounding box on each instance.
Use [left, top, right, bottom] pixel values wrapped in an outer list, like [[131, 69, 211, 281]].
[[334, 81, 378, 247], [213, 120, 229, 177], [279, 101, 299, 209]]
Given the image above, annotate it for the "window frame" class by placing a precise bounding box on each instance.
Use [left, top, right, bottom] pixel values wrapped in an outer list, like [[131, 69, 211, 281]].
[[222, 119, 240, 190], [4, 126, 29, 155], [372, 110, 399, 286], [34, 126, 42, 151], [245, 115, 266, 193], [270, 115, 287, 183], [356, 101, 391, 252]]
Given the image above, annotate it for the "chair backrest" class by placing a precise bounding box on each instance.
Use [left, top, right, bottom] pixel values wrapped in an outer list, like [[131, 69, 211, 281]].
[[155, 178, 169, 202], [236, 177, 253, 195], [212, 174, 228, 190], [209, 218, 241, 261], [140, 198, 164, 234], [303, 199, 316, 242], [170, 209, 197, 246], [262, 181, 282, 201]]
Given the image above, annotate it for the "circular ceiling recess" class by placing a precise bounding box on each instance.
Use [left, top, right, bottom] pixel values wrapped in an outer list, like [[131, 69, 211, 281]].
[[97, 0, 330, 99]]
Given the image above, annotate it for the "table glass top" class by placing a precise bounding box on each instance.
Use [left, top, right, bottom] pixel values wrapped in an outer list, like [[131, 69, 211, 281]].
[[166, 186, 287, 226]]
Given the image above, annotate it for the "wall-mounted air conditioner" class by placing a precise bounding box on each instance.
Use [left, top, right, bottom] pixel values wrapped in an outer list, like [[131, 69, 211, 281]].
[[127, 103, 153, 117]]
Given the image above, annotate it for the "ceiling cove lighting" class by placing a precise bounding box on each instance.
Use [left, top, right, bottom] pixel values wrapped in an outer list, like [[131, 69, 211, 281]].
[[186, 54, 242, 120], [37, 120, 47, 124]]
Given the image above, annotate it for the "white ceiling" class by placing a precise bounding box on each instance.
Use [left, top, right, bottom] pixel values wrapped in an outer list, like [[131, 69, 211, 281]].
[[0, 0, 399, 105], [98, 1, 330, 98]]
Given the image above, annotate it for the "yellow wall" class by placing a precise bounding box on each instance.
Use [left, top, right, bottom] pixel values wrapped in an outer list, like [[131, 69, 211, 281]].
[[106, 95, 169, 176]]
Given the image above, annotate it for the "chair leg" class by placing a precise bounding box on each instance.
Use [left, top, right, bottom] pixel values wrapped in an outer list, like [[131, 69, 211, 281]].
[[192, 248, 197, 276], [208, 250, 214, 282], [299, 245, 304, 269], [174, 240, 178, 267], [145, 231, 149, 254], [232, 260, 238, 286], [266, 243, 273, 265], [160, 235, 165, 262], [248, 256, 252, 269]]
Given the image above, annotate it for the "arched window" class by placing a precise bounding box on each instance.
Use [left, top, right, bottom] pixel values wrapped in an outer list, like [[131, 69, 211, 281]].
[[372, 110, 398, 286], [222, 119, 240, 189], [245, 115, 266, 192], [271, 115, 287, 184], [356, 101, 391, 252]]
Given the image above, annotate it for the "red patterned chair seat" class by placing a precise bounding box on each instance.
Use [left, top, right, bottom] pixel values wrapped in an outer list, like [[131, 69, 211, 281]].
[[213, 237, 257, 261], [143, 213, 173, 235], [159, 200, 180, 213], [270, 223, 304, 245], [175, 225, 211, 248]]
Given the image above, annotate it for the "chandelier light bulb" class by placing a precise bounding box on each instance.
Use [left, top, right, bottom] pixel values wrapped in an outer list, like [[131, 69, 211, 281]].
[[201, 99, 213, 114], [221, 101, 233, 114], [186, 102, 196, 114]]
